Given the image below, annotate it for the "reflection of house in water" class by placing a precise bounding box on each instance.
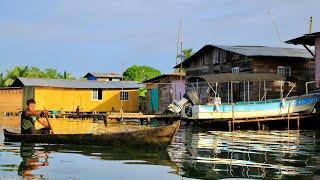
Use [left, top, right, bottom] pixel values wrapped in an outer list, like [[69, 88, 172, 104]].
[[11, 77, 144, 113], [169, 127, 319, 179], [143, 74, 185, 113], [174, 45, 314, 102]]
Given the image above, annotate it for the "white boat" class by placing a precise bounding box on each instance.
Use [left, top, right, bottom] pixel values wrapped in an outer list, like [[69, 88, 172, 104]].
[[168, 73, 320, 120]]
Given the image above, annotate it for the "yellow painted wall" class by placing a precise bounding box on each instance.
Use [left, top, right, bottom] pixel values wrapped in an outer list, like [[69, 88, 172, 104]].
[[34, 87, 139, 112]]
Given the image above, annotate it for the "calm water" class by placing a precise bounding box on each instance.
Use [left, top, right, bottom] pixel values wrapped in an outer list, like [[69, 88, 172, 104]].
[[1, 117, 320, 179]]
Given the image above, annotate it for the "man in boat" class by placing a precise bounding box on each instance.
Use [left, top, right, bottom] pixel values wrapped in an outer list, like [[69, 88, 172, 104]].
[[21, 99, 53, 134]]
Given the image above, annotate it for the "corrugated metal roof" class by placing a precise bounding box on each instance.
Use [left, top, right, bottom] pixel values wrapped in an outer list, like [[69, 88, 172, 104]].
[[214, 45, 314, 58], [286, 32, 320, 46], [174, 44, 314, 68], [14, 77, 144, 89], [142, 73, 185, 83], [84, 72, 123, 78]]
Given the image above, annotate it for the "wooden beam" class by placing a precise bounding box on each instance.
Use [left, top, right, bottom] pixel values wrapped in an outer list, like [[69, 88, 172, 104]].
[[303, 44, 316, 57]]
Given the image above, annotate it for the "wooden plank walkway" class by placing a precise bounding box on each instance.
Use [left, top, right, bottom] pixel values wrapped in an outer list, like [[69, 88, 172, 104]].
[[106, 113, 180, 124], [227, 112, 316, 131]]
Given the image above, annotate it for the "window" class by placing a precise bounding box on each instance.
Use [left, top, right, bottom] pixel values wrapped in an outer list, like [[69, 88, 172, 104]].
[[92, 89, 102, 100], [232, 67, 240, 74], [120, 91, 129, 101], [277, 66, 291, 76]]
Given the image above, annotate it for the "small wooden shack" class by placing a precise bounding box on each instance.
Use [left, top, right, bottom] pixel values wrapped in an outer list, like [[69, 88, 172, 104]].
[[0, 87, 23, 113], [143, 73, 185, 114], [12, 77, 144, 113]]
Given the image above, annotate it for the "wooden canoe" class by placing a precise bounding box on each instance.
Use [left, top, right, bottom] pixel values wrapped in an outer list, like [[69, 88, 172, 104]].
[[4, 121, 180, 150]]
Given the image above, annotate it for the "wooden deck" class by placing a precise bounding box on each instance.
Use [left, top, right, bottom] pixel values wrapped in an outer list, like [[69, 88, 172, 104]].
[[106, 113, 180, 124], [227, 112, 316, 131], [61, 112, 180, 124]]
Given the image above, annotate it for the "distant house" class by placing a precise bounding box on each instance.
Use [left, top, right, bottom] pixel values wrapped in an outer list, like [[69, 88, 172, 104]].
[[174, 45, 314, 102], [12, 77, 144, 113], [83, 72, 123, 81], [143, 74, 185, 113], [0, 87, 22, 113]]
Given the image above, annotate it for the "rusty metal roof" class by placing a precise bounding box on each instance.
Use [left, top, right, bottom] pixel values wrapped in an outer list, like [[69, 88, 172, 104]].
[[286, 32, 320, 46], [12, 77, 144, 89], [174, 45, 314, 68]]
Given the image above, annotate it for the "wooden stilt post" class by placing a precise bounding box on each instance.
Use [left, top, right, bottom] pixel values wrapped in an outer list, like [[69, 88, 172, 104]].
[[258, 121, 261, 130], [228, 121, 232, 132], [287, 102, 291, 130], [232, 103, 235, 131], [297, 117, 300, 130]]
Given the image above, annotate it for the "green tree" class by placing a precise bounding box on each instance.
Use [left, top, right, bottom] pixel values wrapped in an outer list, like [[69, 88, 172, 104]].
[[61, 71, 74, 79], [1, 66, 75, 87], [182, 48, 193, 59], [27, 67, 43, 78], [0, 73, 5, 87], [177, 48, 193, 60], [176, 48, 193, 73], [123, 65, 161, 82], [4, 66, 29, 86]]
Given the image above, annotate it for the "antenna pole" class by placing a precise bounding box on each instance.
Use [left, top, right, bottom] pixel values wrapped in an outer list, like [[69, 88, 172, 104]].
[[267, 10, 283, 47], [176, 17, 182, 65], [179, 18, 184, 81], [309, 16, 313, 34]]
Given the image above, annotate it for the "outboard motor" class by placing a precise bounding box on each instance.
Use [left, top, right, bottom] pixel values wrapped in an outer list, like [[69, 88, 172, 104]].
[[167, 90, 200, 114]]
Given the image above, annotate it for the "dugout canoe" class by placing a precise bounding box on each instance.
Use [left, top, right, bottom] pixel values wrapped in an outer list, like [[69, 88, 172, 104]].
[[4, 121, 180, 150]]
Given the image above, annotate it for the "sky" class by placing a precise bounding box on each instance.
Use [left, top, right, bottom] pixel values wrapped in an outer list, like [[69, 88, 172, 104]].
[[0, 0, 320, 78]]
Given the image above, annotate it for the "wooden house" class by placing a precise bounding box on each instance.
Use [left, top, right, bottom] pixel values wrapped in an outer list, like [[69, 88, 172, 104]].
[[12, 77, 144, 113], [286, 32, 320, 87], [83, 72, 123, 81], [143, 74, 185, 113], [174, 45, 314, 103], [0, 87, 23, 114]]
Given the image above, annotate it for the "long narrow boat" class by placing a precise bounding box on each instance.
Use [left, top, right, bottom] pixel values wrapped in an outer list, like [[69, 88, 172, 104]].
[[4, 121, 180, 150], [180, 93, 320, 119], [168, 73, 320, 120]]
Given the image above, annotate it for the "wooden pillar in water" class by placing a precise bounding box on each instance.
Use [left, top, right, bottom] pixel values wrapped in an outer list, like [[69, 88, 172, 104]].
[[297, 117, 300, 130], [231, 103, 235, 131], [258, 121, 261, 130]]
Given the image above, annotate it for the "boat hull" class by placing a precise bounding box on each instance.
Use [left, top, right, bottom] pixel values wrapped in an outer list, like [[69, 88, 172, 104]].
[[4, 121, 180, 150], [182, 93, 320, 120]]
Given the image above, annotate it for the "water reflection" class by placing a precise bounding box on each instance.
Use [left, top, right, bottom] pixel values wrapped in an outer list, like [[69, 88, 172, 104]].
[[1, 116, 320, 179], [18, 142, 49, 177], [168, 125, 320, 179], [1, 141, 179, 179]]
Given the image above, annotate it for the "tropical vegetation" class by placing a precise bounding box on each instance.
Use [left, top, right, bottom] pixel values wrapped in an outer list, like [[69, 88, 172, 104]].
[[0, 66, 74, 87]]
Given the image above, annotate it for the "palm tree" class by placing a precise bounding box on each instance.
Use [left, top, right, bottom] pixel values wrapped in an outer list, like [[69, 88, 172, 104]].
[[182, 48, 193, 59], [176, 48, 193, 73], [0, 73, 5, 87], [4, 66, 29, 86]]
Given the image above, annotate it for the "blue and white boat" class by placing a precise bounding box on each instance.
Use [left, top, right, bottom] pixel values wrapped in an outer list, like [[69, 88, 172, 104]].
[[168, 73, 320, 120]]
